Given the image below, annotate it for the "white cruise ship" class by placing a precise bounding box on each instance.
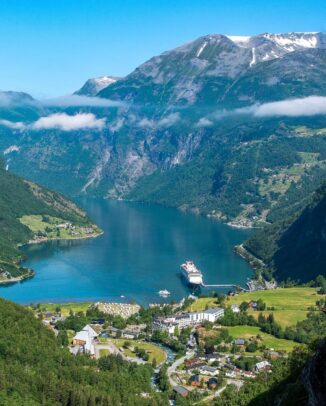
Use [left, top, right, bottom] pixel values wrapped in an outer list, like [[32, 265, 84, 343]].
[[180, 261, 203, 286]]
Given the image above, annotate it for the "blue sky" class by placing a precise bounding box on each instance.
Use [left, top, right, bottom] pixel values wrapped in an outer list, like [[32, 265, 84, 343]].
[[0, 0, 325, 97]]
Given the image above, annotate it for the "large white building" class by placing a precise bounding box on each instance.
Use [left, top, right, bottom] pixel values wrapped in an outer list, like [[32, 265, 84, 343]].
[[72, 325, 98, 355], [153, 307, 224, 335]]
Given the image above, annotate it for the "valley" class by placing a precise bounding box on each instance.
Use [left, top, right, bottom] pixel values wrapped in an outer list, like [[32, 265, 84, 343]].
[[0, 22, 325, 406]]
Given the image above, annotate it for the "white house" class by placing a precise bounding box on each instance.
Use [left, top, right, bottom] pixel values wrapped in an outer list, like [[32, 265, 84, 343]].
[[225, 370, 236, 378], [72, 325, 98, 355], [231, 304, 240, 313], [152, 317, 177, 335], [200, 365, 219, 376], [255, 361, 271, 372]]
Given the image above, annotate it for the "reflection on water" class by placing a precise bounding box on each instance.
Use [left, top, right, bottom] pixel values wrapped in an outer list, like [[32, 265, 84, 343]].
[[1, 199, 252, 306]]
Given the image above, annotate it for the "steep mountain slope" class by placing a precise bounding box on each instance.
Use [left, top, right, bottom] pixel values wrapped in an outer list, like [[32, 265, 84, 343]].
[[0, 162, 100, 283], [99, 32, 326, 107], [244, 182, 326, 282], [75, 75, 121, 96], [1, 32, 326, 226]]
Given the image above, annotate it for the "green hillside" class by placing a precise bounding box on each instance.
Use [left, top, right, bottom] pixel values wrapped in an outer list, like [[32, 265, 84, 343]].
[[244, 182, 326, 282], [0, 298, 164, 405], [0, 162, 100, 283]]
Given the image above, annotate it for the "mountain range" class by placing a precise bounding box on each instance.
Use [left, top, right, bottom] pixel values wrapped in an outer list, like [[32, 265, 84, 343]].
[[0, 32, 326, 234]]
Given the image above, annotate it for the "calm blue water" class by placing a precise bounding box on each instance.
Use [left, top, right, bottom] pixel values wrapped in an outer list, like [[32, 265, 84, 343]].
[[0, 199, 252, 306]]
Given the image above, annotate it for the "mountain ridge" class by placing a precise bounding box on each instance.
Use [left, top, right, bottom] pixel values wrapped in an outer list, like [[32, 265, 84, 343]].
[[1, 32, 326, 231]]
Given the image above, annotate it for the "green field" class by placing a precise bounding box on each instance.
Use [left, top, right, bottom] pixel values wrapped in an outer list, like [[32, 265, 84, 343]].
[[227, 326, 299, 352], [110, 339, 166, 364], [227, 287, 319, 327], [20, 214, 99, 240], [37, 302, 93, 316], [187, 297, 219, 312]]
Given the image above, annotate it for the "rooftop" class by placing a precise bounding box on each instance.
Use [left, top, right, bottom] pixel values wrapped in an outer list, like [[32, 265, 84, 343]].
[[204, 307, 224, 314], [173, 385, 189, 396]]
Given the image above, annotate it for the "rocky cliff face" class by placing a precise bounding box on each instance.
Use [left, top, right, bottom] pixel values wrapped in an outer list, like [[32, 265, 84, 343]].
[[302, 340, 326, 406]]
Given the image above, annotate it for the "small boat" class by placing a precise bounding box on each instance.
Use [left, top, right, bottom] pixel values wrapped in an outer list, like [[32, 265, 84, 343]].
[[158, 289, 171, 297], [120, 295, 125, 298]]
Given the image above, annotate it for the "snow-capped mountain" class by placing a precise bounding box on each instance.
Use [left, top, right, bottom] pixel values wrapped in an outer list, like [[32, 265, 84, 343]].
[[75, 76, 121, 96], [99, 32, 326, 107], [227, 32, 326, 65]]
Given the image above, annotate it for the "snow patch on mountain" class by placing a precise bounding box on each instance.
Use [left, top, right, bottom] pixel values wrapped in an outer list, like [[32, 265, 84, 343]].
[[196, 41, 208, 57], [263, 33, 318, 50], [75, 76, 121, 96], [3, 145, 20, 155], [250, 47, 256, 66]]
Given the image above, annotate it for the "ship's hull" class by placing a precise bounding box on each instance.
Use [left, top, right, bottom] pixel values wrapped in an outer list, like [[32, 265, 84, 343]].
[[180, 267, 203, 286]]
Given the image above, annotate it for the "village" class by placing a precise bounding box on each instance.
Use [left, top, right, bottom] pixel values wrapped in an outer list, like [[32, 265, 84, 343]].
[[31, 287, 305, 403]]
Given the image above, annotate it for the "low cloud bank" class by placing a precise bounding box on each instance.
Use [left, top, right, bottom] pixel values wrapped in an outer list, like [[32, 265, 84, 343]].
[[0, 113, 106, 131], [196, 117, 213, 127], [197, 96, 326, 125], [0, 119, 25, 130], [42, 95, 123, 108], [250, 96, 326, 117], [31, 113, 106, 131]]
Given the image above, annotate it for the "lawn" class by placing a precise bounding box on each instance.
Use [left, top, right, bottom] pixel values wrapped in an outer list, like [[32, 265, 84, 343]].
[[110, 339, 167, 364], [226, 287, 319, 327], [99, 349, 110, 357], [227, 326, 299, 352], [187, 297, 219, 312], [249, 309, 309, 327], [20, 214, 98, 240], [38, 302, 93, 316]]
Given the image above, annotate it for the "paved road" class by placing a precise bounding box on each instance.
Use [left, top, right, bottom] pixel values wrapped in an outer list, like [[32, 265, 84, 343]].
[[167, 351, 195, 387]]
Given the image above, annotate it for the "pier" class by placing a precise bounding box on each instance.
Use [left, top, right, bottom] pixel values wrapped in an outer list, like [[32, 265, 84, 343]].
[[201, 283, 249, 292]]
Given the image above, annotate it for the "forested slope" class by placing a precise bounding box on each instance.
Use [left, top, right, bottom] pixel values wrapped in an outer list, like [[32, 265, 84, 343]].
[[244, 182, 326, 282], [0, 298, 165, 405], [0, 162, 99, 282]]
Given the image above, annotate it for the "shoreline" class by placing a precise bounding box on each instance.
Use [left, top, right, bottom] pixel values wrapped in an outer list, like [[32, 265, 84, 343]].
[[0, 230, 103, 286], [22, 230, 103, 246], [234, 243, 266, 270], [0, 270, 35, 286]]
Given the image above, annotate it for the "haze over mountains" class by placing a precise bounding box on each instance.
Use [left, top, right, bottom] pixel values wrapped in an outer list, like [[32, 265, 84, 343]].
[[1, 32, 326, 244]]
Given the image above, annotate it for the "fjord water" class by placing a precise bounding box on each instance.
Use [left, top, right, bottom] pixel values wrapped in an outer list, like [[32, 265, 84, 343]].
[[1, 199, 252, 306]]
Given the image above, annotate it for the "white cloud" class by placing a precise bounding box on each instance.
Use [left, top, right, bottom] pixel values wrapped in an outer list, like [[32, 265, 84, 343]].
[[196, 117, 213, 127], [0, 119, 25, 130], [253, 96, 326, 117], [157, 112, 180, 127], [41, 95, 123, 107], [138, 117, 154, 128], [235, 96, 326, 118], [31, 113, 106, 131]]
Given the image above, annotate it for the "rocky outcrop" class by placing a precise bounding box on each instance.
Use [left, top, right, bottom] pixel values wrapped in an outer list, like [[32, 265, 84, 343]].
[[302, 340, 326, 406]]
